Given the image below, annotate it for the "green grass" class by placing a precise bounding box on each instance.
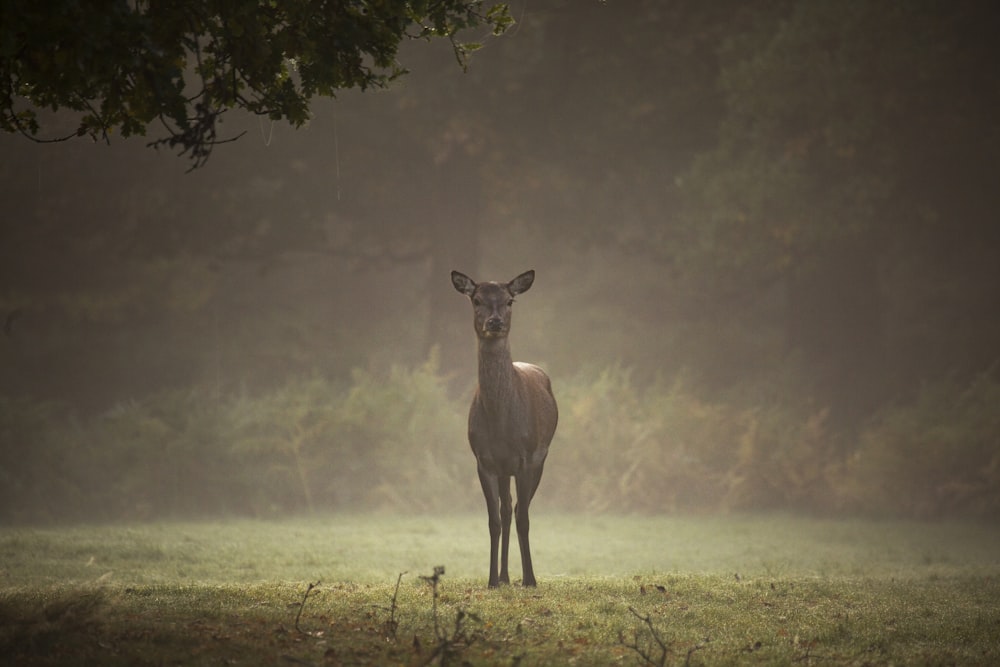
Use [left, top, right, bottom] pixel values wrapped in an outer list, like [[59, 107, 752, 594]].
[[1, 514, 999, 665]]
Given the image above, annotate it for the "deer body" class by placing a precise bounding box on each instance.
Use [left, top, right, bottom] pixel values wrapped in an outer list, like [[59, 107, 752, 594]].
[[452, 270, 558, 588]]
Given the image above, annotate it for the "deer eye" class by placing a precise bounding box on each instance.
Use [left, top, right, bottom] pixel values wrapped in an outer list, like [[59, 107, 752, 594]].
[[507, 299, 514, 307], [473, 297, 483, 307]]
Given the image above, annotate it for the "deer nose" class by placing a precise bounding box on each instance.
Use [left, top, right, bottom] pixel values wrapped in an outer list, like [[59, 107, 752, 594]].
[[485, 317, 504, 332]]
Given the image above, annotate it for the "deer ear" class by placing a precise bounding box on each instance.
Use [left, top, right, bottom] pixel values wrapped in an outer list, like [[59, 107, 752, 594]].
[[451, 270, 477, 296], [508, 270, 535, 295]]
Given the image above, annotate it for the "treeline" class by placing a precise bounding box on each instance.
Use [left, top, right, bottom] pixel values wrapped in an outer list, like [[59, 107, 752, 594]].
[[3, 355, 997, 524]]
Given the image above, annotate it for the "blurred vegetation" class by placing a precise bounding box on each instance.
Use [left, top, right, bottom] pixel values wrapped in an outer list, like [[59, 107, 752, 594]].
[[2, 1, 999, 523], [3, 359, 998, 523]]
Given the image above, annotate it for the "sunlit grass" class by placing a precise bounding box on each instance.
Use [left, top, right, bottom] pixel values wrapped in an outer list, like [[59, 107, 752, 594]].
[[3, 513, 997, 586], [2, 514, 999, 665]]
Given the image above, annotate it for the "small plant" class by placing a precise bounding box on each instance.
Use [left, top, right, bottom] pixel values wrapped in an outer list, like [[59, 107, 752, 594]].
[[418, 565, 482, 666], [374, 571, 407, 640], [621, 606, 709, 667]]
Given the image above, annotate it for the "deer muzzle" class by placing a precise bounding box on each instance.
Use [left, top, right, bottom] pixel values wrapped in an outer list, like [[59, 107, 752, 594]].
[[484, 317, 505, 335]]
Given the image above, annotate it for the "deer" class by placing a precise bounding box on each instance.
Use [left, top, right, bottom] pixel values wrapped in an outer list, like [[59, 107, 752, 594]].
[[451, 269, 558, 588]]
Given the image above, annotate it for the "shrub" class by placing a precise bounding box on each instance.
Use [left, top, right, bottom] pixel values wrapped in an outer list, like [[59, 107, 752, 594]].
[[231, 350, 474, 515], [0, 397, 78, 522], [847, 370, 1000, 518], [3, 359, 996, 522], [718, 403, 842, 513], [333, 350, 473, 513], [88, 387, 240, 519], [229, 375, 344, 515], [548, 366, 843, 514]]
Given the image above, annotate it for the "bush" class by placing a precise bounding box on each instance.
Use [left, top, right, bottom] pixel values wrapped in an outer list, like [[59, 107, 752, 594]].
[[228, 351, 474, 515], [0, 388, 243, 522], [547, 366, 724, 512], [547, 366, 843, 514], [847, 370, 1000, 518], [81, 387, 243, 519], [229, 375, 344, 515], [0, 397, 79, 522], [333, 350, 474, 513], [3, 359, 996, 523]]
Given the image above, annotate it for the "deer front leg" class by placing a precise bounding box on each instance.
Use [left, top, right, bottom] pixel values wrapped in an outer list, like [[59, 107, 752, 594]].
[[514, 466, 545, 587], [499, 476, 513, 585], [477, 466, 502, 588]]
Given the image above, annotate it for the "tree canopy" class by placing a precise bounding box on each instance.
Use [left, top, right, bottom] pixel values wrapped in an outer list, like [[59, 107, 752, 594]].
[[0, 0, 512, 167]]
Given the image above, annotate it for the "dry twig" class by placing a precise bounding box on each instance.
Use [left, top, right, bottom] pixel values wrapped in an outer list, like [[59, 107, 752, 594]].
[[294, 580, 322, 636], [375, 571, 407, 640], [621, 606, 709, 667]]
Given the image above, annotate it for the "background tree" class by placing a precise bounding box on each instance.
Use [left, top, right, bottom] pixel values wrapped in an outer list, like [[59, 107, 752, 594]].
[[675, 0, 1000, 433]]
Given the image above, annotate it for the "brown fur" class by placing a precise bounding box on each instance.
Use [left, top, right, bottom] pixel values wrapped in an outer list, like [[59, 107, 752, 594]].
[[452, 270, 558, 587]]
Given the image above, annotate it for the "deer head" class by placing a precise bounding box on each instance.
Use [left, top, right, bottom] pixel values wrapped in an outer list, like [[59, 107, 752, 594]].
[[451, 270, 535, 340]]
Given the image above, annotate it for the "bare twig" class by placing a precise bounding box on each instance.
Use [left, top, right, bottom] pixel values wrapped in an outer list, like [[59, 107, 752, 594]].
[[623, 606, 671, 667], [417, 566, 480, 667], [375, 571, 407, 640], [420, 608, 481, 667], [294, 580, 322, 635], [792, 644, 831, 663], [622, 606, 710, 667], [419, 566, 446, 639], [684, 637, 710, 667]]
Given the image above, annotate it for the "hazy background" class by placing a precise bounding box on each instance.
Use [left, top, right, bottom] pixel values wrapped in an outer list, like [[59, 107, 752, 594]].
[[2, 0, 999, 523]]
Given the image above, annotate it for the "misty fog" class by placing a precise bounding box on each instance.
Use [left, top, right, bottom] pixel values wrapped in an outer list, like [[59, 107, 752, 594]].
[[2, 1, 999, 524]]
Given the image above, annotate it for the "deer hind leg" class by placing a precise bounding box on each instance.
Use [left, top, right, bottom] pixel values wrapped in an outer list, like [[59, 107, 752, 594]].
[[514, 465, 545, 587], [499, 476, 513, 585], [477, 467, 502, 588]]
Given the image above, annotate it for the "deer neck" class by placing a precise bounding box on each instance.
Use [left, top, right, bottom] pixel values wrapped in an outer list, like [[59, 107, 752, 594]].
[[477, 336, 519, 412]]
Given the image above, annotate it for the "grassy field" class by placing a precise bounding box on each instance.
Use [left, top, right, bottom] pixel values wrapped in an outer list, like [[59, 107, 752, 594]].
[[1, 514, 998, 665]]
